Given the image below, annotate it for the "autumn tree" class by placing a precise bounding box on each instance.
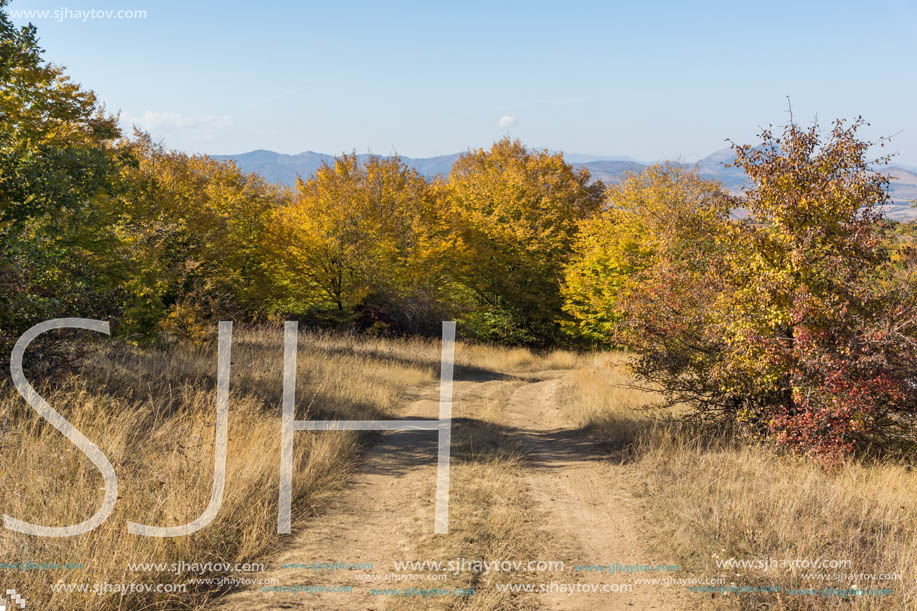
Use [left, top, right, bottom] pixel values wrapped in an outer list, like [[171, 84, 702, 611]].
[[562, 164, 743, 425], [589, 119, 917, 461], [1, 0, 130, 354], [445, 138, 604, 345], [562, 165, 731, 345], [117, 135, 286, 339], [715, 119, 917, 459], [266, 154, 450, 333]]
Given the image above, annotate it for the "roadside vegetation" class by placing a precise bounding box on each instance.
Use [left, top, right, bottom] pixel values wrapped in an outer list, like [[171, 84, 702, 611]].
[[560, 361, 917, 610]]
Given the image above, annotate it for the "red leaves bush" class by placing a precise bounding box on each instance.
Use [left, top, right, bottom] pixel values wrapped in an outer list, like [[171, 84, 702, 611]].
[[766, 290, 917, 461]]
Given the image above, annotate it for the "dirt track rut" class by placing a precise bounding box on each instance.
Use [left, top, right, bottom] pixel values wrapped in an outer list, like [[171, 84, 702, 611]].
[[215, 370, 682, 610]]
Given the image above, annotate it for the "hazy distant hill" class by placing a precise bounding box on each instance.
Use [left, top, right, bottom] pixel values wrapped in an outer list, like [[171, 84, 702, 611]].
[[680, 149, 917, 219], [215, 148, 917, 220], [211, 150, 459, 185], [575, 159, 648, 183]]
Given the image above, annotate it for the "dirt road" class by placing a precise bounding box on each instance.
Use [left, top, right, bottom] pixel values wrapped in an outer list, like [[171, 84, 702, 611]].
[[215, 369, 685, 610]]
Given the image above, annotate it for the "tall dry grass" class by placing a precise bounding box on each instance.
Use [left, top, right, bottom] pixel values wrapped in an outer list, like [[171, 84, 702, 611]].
[[559, 356, 917, 610], [0, 326, 558, 610]]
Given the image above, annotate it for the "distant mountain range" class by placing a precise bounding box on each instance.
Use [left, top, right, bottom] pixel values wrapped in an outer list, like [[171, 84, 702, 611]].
[[213, 149, 917, 220], [211, 150, 462, 188]]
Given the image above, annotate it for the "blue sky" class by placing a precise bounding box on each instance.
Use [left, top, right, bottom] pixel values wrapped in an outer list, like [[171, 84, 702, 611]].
[[8, 0, 917, 164]]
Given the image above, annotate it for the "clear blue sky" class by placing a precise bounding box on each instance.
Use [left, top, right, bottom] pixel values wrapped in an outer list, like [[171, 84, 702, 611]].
[[8, 0, 917, 164]]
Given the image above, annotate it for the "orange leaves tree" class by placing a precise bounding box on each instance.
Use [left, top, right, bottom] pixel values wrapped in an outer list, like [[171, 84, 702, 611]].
[[117, 136, 285, 338], [564, 164, 743, 423], [718, 119, 917, 459], [562, 164, 731, 347]]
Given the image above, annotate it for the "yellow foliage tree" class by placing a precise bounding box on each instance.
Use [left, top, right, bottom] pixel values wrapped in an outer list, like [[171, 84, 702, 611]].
[[562, 164, 731, 344], [445, 138, 604, 344], [118, 135, 285, 337], [267, 154, 449, 326]]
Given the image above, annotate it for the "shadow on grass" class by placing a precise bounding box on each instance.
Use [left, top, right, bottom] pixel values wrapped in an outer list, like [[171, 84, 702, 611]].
[[299, 340, 531, 383], [352, 415, 633, 479], [580, 410, 743, 463]]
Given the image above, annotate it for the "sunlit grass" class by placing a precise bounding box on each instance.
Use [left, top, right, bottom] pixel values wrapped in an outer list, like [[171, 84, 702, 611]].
[[559, 354, 917, 610], [0, 326, 559, 610]]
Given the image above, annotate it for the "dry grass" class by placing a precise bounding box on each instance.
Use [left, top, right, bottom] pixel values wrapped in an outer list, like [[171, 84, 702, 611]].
[[0, 327, 574, 610], [557, 353, 669, 450], [14, 329, 909, 610], [388, 382, 556, 611], [560, 354, 917, 610]]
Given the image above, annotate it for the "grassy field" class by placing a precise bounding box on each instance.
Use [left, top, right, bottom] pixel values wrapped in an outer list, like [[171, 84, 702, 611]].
[[0, 326, 583, 610], [2, 330, 913, 610], [559, 360, 917, 610]]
